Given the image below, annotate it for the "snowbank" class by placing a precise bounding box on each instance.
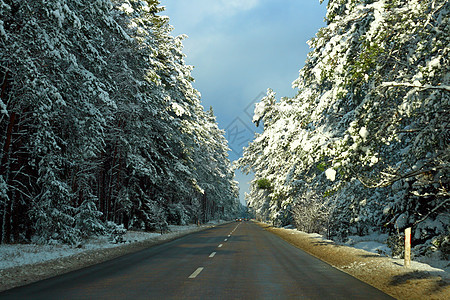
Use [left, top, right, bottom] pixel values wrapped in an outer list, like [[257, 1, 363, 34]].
[[263, 223, 449, 299], [0, 224, 207, 271], [280, 227, 449, 279], [344, 233, 391, 256], [285, 229, 449, 276]]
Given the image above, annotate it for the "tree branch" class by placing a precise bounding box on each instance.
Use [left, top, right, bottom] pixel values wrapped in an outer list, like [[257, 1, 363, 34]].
[[358, 163, 449, 189], [382, 82, 450, 92], [413, 198, 449, 227]]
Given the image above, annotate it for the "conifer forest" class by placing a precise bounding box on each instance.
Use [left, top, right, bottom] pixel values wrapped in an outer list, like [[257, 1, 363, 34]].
[[237, 0, 449, 258], [0, 0, 240, 245]]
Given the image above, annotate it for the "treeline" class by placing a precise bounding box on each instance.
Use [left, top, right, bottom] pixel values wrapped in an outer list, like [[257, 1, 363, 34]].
[[238, 0, 449, 257], [0, 0, 239, 245]]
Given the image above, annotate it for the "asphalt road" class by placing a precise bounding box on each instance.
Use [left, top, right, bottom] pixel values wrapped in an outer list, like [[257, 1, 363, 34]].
[[0, 222, 394, 299]]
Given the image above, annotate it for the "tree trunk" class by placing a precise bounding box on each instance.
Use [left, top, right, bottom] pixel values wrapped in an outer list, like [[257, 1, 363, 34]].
[[0, 110, 16, 244]]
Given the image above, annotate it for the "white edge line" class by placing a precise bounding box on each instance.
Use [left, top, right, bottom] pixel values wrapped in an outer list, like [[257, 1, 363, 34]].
[[188, 267, 204, 279], [209, 252, 216, 258]]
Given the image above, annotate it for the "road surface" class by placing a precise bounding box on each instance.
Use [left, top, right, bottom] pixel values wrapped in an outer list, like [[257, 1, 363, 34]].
[[0, 222, 394, 299]]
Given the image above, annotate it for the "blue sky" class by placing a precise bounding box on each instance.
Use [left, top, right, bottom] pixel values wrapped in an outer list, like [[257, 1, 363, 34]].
[[162, 0, 328, 205]]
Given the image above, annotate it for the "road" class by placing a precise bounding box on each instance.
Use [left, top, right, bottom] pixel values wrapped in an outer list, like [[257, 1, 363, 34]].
[[0, 222, 394, 299]]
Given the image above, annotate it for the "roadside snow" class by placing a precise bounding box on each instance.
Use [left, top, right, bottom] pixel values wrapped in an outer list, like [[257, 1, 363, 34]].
[[344, 233, 391, 256], [264, 223, 449, 299], [352, 241, 390, 255], [0, 223, 210, 270], [281, 228, 449, 278], [344, 232, 449, 276]]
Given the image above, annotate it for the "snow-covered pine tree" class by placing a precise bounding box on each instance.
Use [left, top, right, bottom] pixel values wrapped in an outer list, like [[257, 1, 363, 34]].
[[194, 107, 240, 221], [239, 0, 449, 256], [0, 0, 118, 243], [1, 0, 239, 244]]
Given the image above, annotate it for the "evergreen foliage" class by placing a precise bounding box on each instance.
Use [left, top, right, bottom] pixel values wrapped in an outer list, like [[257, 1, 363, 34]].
[[256, 178, 271, 190], [0, 0, 239, 244], [237, 0, 449, 258]]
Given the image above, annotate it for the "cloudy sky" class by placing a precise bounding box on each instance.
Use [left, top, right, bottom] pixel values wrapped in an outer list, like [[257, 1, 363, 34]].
[[162, 0, 328, 205]]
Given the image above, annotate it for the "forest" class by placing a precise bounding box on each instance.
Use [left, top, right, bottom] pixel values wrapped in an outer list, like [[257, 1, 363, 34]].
[[237, 0, 449, 258], [0, 0, 240, 245]]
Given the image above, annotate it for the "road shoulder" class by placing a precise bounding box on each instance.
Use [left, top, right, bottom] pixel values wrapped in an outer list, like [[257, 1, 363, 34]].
[[257, 222, 449, 300]]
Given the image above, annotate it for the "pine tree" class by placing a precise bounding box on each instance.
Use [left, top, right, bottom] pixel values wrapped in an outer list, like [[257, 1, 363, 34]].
[[238, 0, 449, 256], [0, 0, 239, 244]]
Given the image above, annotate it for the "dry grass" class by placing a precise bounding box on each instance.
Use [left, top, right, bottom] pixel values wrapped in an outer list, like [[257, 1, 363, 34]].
[[259, 222, 449, 300]]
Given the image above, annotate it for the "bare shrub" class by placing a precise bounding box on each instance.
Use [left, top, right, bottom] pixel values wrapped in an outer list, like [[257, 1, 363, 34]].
[[292, 191, 334, 237]]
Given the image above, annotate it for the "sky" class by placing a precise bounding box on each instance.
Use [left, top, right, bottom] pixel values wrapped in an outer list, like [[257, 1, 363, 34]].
[[162, 0, 328, 205]]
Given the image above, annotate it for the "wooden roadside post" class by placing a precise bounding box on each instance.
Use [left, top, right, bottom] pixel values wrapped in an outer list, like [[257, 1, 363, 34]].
[[404, 227, 411, 267]]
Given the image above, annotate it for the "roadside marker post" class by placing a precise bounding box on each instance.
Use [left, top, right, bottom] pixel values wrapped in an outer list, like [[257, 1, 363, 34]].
[[404, 227, 411, 268]]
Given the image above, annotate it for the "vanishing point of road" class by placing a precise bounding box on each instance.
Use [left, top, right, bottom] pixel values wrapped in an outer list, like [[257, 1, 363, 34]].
[[0, 221, 393, 299]]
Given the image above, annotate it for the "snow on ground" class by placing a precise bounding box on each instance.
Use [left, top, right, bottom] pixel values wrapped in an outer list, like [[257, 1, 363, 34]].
[[281, 227, 449, 278], [0, 223, 216, 270], [343, 232, 449, 276], [268, 223, 449, 299], [344, 232, 391, 256]]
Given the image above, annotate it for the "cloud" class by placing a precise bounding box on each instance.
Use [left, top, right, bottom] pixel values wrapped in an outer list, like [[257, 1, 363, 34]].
[[162, 0, 327, 130], [217, 0, 261, 14], [194, 0, 262, 17], [163, 0, 263, 29]]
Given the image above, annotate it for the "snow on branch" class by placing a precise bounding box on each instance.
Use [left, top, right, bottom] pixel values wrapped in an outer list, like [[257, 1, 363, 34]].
[[423, 0, 447, 30], [382, 82, 450, 92], [413, 198, 449, 227], [358, 163, 449, 189]]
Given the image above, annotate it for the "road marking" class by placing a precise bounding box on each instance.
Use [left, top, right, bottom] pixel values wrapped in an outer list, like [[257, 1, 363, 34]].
[[189, 267, 204, 279], [218, 244, 223, 248], [224, 239, 228, 242], [229, 223, 240, 236], [209, 252, 216, 258]]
